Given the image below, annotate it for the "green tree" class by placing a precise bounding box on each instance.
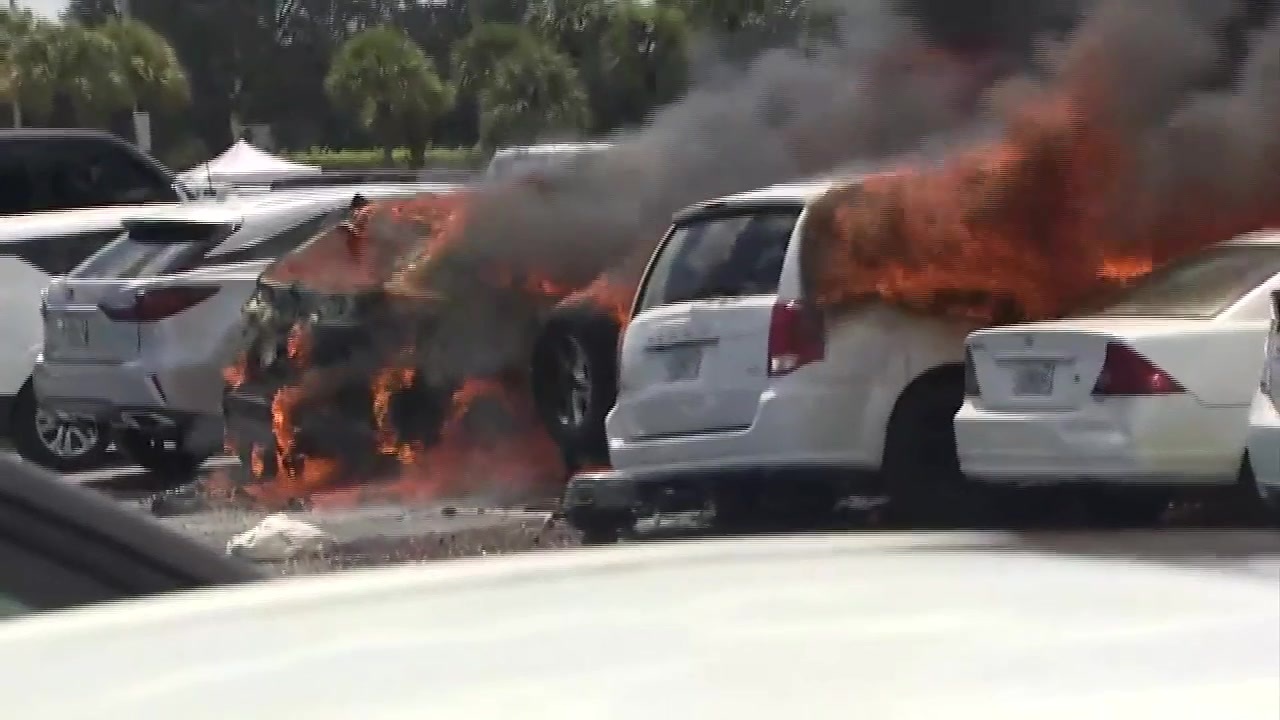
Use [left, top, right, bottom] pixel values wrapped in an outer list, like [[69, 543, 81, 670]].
[[0, 8, 40, 126], [325, 25, 454, 166], [596, 2, 690, 128], [656, 0, 831, 61], [451, 22, 529, 95], [98, 17, 191, 112], [11, 21, 132, 127], [476, 38, 589, 148]]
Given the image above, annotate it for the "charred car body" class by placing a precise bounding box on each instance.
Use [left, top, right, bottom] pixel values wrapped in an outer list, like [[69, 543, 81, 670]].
[[222, 148, 642, 494]]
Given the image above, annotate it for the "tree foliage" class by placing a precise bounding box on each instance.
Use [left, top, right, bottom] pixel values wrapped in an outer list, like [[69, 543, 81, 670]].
[[325, 24, 454, 163], [14, 0, 847, 160]]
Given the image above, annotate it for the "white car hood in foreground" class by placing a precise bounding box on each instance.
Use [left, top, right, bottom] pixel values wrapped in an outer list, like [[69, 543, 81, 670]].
[[0, 532, 1276, 720]]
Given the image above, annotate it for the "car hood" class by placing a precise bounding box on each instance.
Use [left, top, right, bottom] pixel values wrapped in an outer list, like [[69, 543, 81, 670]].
[[0, 532, 1277, 719]]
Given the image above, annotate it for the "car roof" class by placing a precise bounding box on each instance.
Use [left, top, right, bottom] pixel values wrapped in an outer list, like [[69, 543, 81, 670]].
[[0, 128, 132, 142], [0, 204, 185, 241], [1223, 229, 1280, 245], [492, 142, 614, 157], [103, 182, 464, 227], [0, 183, 461, 242], [671, 176, 851, 223], [0, 532, 1274, 717]]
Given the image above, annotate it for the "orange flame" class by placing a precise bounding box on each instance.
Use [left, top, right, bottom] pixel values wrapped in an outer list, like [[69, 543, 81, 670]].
[[805, 56, 1280, 324]]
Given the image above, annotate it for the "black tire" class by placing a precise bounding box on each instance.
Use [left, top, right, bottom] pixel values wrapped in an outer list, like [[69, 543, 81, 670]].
[[1237, 454, 1280, 526], [114, 428, 208, 479], [10, 382, 110, 473], [879, 365, 971, 526], [531, 305, 620, 471]]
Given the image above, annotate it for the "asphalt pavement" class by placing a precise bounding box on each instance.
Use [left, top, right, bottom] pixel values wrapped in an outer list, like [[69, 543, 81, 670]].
[[13, 451, 1280, 580]]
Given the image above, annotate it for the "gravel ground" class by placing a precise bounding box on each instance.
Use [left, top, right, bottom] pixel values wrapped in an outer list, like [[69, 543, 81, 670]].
[[60, 454, 1277, 578]]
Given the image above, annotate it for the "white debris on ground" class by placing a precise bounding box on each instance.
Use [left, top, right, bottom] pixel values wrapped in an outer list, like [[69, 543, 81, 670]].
[[226, 512, 336, 561]]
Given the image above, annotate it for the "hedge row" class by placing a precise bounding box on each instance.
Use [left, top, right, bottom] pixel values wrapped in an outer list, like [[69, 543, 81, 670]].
[[286, 146, 488, 170]]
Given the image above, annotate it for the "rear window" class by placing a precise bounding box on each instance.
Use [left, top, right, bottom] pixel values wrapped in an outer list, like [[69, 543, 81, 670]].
[[71, 222, 234, 279], [1089, 244, 1280, 318], [637, 208, 801, 313]]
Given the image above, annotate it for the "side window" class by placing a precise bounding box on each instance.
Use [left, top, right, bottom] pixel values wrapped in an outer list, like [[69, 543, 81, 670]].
[[53, 147, 172, 208], [211, 209, 345, 266], [0, 229, 127, 277], [637, 208, 800, 313], [0, 157, 37, 216]]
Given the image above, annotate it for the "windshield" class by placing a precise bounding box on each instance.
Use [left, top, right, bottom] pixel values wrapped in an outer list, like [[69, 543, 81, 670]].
[[1087, 244, 1280, 318]]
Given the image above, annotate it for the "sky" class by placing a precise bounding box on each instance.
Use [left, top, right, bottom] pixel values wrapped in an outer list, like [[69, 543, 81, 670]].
[[18, 0, 66, 18]]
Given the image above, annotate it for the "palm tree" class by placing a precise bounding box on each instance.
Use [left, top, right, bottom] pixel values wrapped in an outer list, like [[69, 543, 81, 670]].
[[3, 15, 187, 129], [12, 21, 131, 127], [0, 6, 39, 126], [97, 16, 190, 113], [325, 25, 454, 166], [475, 37, 590, 149]]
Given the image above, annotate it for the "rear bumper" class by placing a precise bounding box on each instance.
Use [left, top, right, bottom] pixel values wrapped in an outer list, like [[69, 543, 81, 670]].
[[606, 385, 879, 475], [561, 464, 867, 517], [34, 356, 223, 417], [1246, 392, 1280, 497], [34, 358, 223, 454], [955, 396, 1246, 486]]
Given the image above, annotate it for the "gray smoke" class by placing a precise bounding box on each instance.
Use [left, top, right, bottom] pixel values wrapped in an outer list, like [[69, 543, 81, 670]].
[[394, 0, 1280, 377], [1008, 0, 1280, 239], [445, 0, 1009, 283]]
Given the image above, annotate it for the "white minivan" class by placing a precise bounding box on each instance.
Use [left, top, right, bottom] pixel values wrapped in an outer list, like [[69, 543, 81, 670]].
[[561, 177, 985, 541]]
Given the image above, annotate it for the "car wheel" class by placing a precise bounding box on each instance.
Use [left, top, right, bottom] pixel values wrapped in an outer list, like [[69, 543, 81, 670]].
[[114, 428, 207, 480], [10, 383, 110, 473], [531, 306, 620, 471], [1241, 456, 1280, 526], [879, 365, 973, 527]]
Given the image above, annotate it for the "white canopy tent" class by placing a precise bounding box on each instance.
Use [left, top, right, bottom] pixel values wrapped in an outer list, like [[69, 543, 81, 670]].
[[178, 140, 322, 189]]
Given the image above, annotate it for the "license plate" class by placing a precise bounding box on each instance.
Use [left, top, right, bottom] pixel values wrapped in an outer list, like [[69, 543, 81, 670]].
[[663, 345, 702, 381], [1011, 360, 1056, 396], [54, 317, 89, 348]]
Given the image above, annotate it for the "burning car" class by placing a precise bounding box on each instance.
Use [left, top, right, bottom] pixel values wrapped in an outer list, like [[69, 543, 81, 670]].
[[220, 181, 627, 504]]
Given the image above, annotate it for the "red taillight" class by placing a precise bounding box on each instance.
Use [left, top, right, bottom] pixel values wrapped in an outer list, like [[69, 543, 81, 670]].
[[767, 300, 825, 377], [963, 345, 980, 397], [99, 286, 219, 322], [1092, 342, 1184, 396]]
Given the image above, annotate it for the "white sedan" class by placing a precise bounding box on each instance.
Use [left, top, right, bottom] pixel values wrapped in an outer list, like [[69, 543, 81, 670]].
[[955, 231, 1280, 523]]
